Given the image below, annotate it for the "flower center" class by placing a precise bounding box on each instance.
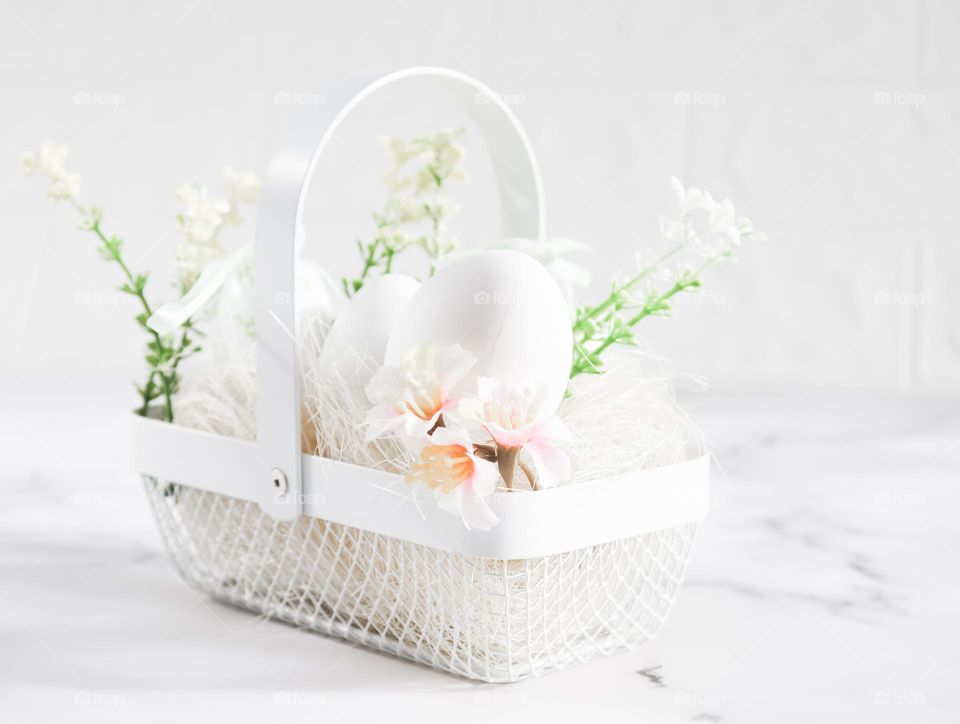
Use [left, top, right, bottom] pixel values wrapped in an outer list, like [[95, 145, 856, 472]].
[[397, 383, 443, 421], [405, 444, 473, 494], [482, 400, 533, 446]]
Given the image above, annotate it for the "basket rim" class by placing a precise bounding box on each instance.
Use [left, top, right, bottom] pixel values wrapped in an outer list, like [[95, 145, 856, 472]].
[[133, 412, 710, 559]]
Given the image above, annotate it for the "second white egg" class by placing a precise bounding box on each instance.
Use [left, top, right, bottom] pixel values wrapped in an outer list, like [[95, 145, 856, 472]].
[[321, 273, 421, 386]]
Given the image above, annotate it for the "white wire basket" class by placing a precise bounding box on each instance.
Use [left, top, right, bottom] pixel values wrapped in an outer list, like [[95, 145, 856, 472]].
[[132, 67, 710, 683]]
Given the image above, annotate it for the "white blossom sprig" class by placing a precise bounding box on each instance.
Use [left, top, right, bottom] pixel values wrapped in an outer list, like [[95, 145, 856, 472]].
[[21, 142, 261, 421], [570, 178, 765, 379], [342, 128, 467, 296], [173, 166, 261, 292], [21, 141, 202, 420]]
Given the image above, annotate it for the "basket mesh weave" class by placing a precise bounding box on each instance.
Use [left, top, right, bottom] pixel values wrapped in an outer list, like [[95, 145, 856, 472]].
[[144, 476, 697, 682]]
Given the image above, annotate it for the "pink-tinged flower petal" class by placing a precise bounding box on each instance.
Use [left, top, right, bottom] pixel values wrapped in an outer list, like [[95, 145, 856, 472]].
[[364, 343, 476, 451], [469, 457, 500, 497], [525, 438, 571, 490], [364, 365, 404, 406], [450, 396, 482, 426], [531, 414, 571, 442], [484, 421, 531, 449], [401, 409, 442, 440], [363, 405, 405, 441], [429, 426, 474, 450], [474, 376, 552, 423], [467, 377, 571, 487], [404, 425, 500, 530], [475, 375, 501, 402], [435, 458, 499, 530], [435, 344, 476, 399]]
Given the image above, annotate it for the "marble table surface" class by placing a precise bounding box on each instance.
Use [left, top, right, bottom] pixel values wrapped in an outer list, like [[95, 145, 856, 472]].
[[1, 372, 957, 723]]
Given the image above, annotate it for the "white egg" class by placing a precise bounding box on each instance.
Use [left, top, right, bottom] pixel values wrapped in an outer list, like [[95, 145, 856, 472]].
[[321, 273, 421, 386], [385, 250, 572, 416]]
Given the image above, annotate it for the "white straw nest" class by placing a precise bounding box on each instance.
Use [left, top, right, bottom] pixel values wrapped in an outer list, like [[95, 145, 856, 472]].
[[559, 348, 707, 484], [172, 325, 705, 484]]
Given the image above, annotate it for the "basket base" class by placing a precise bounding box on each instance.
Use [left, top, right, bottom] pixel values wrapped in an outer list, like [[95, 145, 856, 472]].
[[144, 476, 698, 682]]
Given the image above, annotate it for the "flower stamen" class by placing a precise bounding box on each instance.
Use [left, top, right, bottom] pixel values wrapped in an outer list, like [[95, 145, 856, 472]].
[[406, 443, 474, 494]]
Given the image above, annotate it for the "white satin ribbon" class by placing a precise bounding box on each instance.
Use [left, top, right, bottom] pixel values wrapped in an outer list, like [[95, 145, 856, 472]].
[[147, 245, 253, 336]]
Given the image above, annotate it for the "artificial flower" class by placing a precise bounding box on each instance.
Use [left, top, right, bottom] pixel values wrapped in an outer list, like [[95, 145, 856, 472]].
[[344, 130, 468, 295], [172, 168, 261, 290], [174, 183, 230, 246], [660, 177, 765, 258], [380, 128, 467, 190], [404, 426, 499, 530], [222, 165, 261, 205], [21, 141, 80, 202], [76, 206, 102, 231], [571, 178, 764, 378], [48, 171, 81, 202], [19, 152, 38, 174], [222, 165, 262, 222], [382, 192, 458, 229], [20, 140, 202, 421], [37, 140, 69, 176], [460, 377, 571, 489], [364, 343, 476, 442]]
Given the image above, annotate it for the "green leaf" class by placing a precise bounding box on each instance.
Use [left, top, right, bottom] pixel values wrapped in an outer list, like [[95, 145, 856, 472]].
[[577, 319, 596, 337], [100, 235, 123, 261]]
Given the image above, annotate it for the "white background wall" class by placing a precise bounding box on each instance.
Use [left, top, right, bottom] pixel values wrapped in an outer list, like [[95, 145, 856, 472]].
[[2, 0, 958, 397]]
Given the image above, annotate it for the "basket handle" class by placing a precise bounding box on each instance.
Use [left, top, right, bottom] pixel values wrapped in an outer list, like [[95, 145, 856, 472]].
[[254, 67, 546, 520]]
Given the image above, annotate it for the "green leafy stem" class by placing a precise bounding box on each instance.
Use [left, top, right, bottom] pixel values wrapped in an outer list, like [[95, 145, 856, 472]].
[[341, 135, 461, 297], [73, 202, 200, 420], [570, 252, 722, 378]]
